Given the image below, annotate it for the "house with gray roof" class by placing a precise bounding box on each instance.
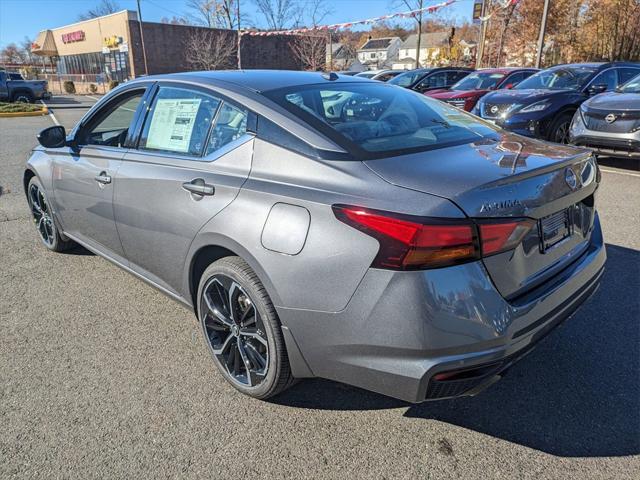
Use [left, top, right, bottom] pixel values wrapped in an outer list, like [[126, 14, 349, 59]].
[[356, 37, 401, 69], [396, 31, 454, 67]]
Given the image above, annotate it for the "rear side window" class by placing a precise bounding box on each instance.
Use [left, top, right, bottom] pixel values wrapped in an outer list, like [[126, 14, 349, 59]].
[[139, 86, 220, 156], [205, 103, 248, 155], [265, 83, 497, 157]]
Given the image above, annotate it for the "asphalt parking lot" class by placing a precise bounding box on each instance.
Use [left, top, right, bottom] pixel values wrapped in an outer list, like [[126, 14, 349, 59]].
[[1, 96, 639, 479]]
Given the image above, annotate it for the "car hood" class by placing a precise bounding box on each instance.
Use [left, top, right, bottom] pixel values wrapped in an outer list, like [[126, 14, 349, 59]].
[[583, 92, 640, 111], [482, 88, 573, 105], [429, 89, 486, 99], [363, 132, 594, 218]]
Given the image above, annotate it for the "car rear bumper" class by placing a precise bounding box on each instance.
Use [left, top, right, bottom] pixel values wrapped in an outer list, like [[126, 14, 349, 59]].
[[278, 213, 606, 403]]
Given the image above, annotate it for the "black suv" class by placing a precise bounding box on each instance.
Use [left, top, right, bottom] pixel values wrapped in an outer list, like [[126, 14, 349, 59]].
[[473, 62, 640, 143], [388, 67, 474, 93]]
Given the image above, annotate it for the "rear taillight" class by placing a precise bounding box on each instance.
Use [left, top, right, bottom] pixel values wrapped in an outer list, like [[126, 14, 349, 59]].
[[333, 205, 479, 269], [333, 205, 534, 270], [477, 219, 535, 256]]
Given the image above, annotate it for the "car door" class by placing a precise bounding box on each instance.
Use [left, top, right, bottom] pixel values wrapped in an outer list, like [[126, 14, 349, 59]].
[[51, 85, 150, 262], [0, 72, 9, 101], [114, 83, 254, 295]]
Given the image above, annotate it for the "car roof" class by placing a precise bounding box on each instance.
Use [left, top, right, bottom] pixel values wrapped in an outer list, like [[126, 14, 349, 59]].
[[477, 67, 537, 74], [548, 62, 640, 71], [145, 69, 369, 93]]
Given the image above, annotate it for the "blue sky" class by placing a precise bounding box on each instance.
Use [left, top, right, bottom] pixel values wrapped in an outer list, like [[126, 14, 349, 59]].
[[0, 0, 473, 48]]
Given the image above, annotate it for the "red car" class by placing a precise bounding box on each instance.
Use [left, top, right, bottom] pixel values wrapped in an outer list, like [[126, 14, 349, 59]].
[[426, 68, 539, 111]]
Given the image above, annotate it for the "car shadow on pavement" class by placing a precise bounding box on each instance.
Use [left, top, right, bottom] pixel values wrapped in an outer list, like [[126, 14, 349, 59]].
[[274, 243, 640, 458]]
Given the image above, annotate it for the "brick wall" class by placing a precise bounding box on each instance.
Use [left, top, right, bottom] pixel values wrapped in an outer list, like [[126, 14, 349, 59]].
[[127, 21, 303, 76]]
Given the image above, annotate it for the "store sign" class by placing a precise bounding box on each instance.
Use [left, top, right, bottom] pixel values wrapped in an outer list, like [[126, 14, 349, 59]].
[[103, 35, 123, 49], [61, 30, 85, 44], [472, 0, 484, 24]]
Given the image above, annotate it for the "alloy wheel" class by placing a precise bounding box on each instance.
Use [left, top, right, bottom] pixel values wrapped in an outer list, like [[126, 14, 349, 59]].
[[28, 183, 55, 247], [200, 275, 269, 387], [554, 121, 571, 144]]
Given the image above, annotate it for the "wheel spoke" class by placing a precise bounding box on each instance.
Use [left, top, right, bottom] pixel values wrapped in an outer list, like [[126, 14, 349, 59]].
[[239, 303, 256, 326], [228, 282, 244, 323], [240, 328, 268, 347], [236, 340, 253, 386], [211, 333, 233, 355], [244, 341, 267, 371], [204, 290, 233, 327]]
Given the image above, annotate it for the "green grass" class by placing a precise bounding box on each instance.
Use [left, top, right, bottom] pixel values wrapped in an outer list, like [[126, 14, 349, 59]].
[[0, 102, 44, 113]]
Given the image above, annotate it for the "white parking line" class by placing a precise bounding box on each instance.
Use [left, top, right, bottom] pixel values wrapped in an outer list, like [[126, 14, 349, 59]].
[[600, 168, 640, 178], [40, 100, 60, 126]]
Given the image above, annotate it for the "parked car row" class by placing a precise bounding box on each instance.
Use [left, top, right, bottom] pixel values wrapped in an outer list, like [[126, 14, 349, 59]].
[[346, 61, 640, 158]]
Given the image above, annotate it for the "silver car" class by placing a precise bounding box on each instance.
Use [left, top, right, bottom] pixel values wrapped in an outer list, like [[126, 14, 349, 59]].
[[25, 71, 606, 402], [570, 72, 640, 159]]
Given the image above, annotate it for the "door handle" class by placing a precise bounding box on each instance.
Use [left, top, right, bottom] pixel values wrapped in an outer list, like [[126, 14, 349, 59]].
[[95, 172, 112, 184], [182, 178, 215, 196]]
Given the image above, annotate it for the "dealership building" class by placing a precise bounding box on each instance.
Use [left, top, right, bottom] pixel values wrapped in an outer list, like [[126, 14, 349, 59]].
[[31, 10, 300, 83]]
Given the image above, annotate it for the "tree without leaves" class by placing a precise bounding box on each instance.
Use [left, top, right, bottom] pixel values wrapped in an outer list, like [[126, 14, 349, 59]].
[[253, 0, 299, 30], [395, 0, 424, 69], [78, 0, 120, 21], [291, 34, 326, 70], [0, 43, 25, 64], [186, 0, 242, 29], [184, 29, 237, 70]]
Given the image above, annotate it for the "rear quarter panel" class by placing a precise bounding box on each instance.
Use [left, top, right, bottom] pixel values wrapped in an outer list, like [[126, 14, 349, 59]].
[[184, 139, 464, 313]]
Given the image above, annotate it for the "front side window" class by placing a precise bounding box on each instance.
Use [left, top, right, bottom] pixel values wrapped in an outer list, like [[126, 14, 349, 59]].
[[139, 86, 221, 156], [620, 68, 640, 85], [620, 73, 640, 93], [416, 71, 448, 90], [590, 69, 617, 90], [516, 67, 596, 91], [80, 90, 144, 147], [265, 83, 496, 157]]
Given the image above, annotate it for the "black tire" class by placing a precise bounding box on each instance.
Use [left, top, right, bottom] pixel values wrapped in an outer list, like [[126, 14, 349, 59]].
[[197, 256, 295, 399], [12, 91, 34, 103], [27, 176, 75, 252], [548, 112, 573, 144]]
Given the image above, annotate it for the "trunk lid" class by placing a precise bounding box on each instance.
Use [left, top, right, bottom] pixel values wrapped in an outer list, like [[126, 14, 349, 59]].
[[364, 134, 599, 299]]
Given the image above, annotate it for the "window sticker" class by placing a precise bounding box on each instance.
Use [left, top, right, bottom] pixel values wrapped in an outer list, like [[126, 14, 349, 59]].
[[146, 98, 202, 153]]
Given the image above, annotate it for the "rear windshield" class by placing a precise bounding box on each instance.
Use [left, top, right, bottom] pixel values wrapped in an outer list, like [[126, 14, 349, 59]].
[[388, 70, 428, 87], [516, 67, 595, 91], [263, 82, 498, 158], [452, 72, 505, 90]]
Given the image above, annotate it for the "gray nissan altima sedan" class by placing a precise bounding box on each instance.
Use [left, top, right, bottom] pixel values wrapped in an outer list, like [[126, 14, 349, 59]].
[[24, 70, 606, 402]]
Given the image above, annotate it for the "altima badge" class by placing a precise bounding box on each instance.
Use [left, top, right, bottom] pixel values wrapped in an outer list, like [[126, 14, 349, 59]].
[[605, 113, 617, 123], [565, 167, 579, 190]]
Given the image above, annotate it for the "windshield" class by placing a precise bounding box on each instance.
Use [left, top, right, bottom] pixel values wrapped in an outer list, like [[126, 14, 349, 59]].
[[452, 72, 505, 91], [516, 67, 595, 91], [264, 83, 498, 157], [8, 73, 24, 80], [388, 70, 427, 87], [621, 73, 640, 93]]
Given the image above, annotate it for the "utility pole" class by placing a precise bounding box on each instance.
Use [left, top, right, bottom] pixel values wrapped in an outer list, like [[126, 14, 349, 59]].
[[136, 0, 149, 76], [237, 0, 242, 69], [476, 0, 487, 68], [327, 30, 333, 71], [415, 0, 423, 69], [535, 0, 550, 68]]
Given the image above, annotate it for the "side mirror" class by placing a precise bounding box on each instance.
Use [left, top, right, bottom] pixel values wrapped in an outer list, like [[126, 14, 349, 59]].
[[504, 83, 514, 89], [37, 125, 67, 148], [588, 83, 608, 95]]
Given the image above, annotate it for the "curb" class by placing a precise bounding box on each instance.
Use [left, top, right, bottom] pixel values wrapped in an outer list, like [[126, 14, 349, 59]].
[[0, 106, 49, 118]]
